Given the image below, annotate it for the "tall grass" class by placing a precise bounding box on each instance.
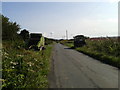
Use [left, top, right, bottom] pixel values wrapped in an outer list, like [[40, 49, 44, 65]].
[[2, 41, 53, 88], [63, 38, 120, 68], [84, 39, 120, 57]]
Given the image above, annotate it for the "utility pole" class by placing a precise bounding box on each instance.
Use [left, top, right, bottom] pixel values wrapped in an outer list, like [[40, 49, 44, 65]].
[[50, 32, 52, 37], [50, 32, 54, 38], [66, 30, 68, 40]]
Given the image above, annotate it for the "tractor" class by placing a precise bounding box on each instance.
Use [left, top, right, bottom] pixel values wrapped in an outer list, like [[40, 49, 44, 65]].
[[74, 35, 86, 48]]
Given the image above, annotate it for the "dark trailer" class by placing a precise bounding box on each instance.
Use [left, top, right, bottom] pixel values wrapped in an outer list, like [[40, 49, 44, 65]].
[[28, 33, 42, 49]]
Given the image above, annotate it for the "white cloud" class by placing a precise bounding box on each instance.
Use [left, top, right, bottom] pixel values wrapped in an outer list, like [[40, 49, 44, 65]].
[[106, 18, 118, 23], [68, 17, 118, 38], [108, 0, 119, 3], [97, 18, 118, 23]]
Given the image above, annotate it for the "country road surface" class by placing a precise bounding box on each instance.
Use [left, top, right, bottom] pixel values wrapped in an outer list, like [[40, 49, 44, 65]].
[[48, 43, 118, 88]]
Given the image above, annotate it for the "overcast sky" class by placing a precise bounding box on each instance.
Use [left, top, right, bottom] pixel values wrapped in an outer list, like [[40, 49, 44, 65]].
[[2, 2, 118, 39]]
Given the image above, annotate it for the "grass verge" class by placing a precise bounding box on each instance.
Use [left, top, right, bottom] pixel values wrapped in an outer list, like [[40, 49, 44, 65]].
[[2, 41, 53, 88], [76, 47, 119, 68], [63, 42, 120, 69]]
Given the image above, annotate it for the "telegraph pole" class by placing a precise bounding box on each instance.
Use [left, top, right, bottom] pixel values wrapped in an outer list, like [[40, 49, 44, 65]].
[[50, 32, 54, 38], [66, 30, 68, 40], [50, 32, 52, 37]]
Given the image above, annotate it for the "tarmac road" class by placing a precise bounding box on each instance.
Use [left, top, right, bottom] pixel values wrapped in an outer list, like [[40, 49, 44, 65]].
[[48, 43, 118, 88]]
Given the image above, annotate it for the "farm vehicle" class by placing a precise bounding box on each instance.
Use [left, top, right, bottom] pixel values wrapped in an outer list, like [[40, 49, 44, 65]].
[[28, 33, 45, 51], [74, 35, 86, 48]]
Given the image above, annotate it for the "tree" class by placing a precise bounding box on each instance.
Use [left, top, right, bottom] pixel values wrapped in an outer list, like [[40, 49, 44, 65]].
[[2, 15, 20, 40], [19, 29, 29, 41]]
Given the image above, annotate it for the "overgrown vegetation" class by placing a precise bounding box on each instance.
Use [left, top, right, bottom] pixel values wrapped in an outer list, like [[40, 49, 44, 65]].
[[62, 38, 120, 68], [2, 15, 53, 88], [2, 41, 52, 88]]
